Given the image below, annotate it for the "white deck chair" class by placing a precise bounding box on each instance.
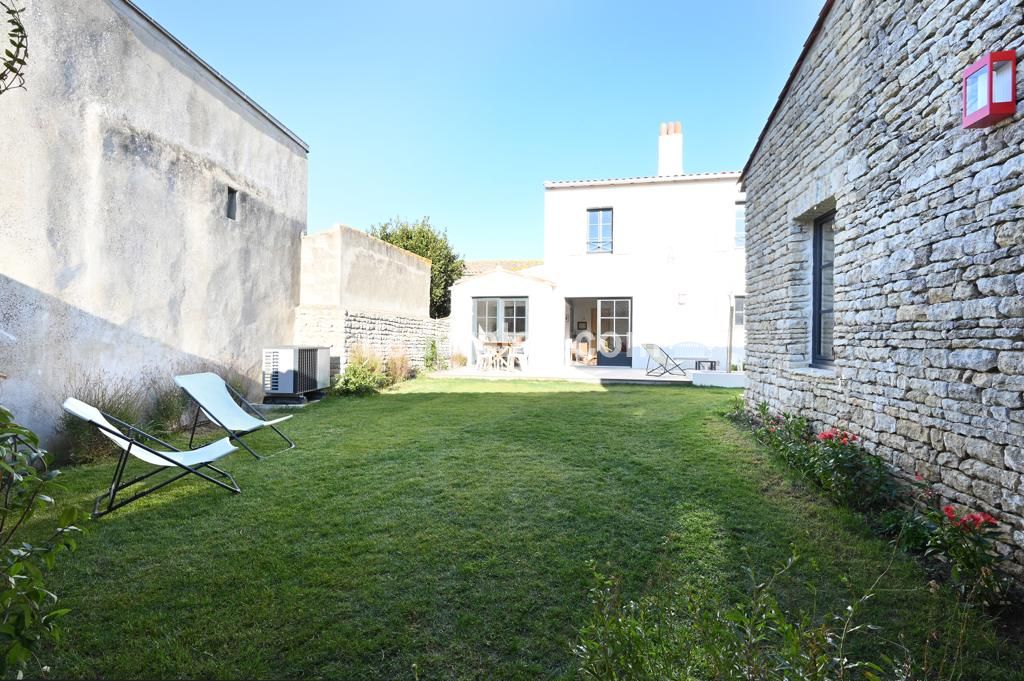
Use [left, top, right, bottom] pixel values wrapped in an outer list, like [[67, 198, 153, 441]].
[[472, 337, 500, 371], [175, 373, 294, 460], [62, 397, 240, 518], [642, 344, 688, 377]]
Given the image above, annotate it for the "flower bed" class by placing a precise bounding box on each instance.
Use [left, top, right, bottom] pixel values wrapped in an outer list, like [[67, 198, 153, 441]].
[[745, 401, 1011, 605]]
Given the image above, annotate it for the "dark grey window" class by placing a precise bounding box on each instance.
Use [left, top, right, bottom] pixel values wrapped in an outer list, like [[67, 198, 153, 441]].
[[587, 208, 612, 253], [812, 212, 835, 366], [226, 187, 238, 220]]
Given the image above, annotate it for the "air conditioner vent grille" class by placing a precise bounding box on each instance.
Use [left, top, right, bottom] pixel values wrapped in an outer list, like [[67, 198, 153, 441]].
[[263, 350, 280, 391]]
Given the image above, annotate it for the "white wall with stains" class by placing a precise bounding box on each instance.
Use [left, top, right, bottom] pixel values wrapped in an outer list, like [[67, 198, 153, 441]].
[[0, 0, 308, 442]]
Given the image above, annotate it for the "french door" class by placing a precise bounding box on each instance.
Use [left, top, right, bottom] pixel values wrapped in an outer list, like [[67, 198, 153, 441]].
[[597, 298, 631, 366]]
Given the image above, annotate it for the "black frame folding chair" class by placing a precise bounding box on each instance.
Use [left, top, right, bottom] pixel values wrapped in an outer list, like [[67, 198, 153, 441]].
[[642, 344, 688, 377], [62, 398, 241, 519], [175, 373, 294, 460]]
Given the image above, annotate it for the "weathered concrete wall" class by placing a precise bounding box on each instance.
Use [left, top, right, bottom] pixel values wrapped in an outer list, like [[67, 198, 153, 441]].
[[744, 0, 1024, 571], [294, 225, 433, 371], [298, 225, 431, 316], [0, 0, 307, 441]]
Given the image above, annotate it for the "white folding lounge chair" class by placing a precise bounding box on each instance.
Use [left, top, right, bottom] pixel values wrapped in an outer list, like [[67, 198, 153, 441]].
[[642, 344, 688, 377], [61, 398, 240, 519], [175, 373, 294, 460]]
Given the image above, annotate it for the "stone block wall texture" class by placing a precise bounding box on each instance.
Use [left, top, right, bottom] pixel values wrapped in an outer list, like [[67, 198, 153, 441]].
[[744, 0, 1024, 572], [343, 312, 450, 370], [294, 308, 450, 373], [0, 0, 307, 441]]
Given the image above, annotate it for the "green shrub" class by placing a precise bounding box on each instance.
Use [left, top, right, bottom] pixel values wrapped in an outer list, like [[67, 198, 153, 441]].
[[0, 406, 82, 677], [58, 374, 143, 463], [753, 404, 897, 512], [812, 428, 900, 511], [574, 566, 691, 680], [333, 347, 391, 396], [423, 338, 445, 371], [751, 404, 1010, 609]]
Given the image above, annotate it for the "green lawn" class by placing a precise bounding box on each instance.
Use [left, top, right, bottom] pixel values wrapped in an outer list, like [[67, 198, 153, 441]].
[[29, 379, 1021, 679]]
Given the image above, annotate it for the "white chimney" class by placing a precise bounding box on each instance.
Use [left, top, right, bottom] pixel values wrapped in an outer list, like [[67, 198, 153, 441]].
[[657, 121, 683, 176]]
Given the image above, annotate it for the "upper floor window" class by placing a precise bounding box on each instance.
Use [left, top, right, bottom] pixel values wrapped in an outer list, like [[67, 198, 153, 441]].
[[587, 208, 613, 253], [734, 203, 745, 248], [733, 296, 745, 326], [811, 212, 835, 366]]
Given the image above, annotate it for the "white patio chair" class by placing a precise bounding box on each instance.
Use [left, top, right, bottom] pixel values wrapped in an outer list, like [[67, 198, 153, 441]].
[[175, 373, 294, 460], [508, 340, 529, 371], [472, 337, 500, 371], [62, 397, 240, 518]]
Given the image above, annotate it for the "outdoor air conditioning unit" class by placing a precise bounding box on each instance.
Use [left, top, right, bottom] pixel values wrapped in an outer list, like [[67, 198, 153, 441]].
[[262, 346, 330, 396]]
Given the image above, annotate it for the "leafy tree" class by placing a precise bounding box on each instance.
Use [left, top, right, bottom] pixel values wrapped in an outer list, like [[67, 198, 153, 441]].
[[370, 217, 465, 318], [0, 2, 27, 96]]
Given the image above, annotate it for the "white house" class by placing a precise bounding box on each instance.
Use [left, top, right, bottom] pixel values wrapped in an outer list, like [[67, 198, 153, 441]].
[[450, 123, 746, 374]]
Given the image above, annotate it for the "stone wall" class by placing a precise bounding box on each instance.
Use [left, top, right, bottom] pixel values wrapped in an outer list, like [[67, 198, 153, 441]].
[[343, 312, 450, 370], [0, 0, 307, 442], [744, 0, 1024, 572]]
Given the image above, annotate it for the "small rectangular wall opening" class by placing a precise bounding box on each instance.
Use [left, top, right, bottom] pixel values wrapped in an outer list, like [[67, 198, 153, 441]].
[[226, 187, 238, 220]]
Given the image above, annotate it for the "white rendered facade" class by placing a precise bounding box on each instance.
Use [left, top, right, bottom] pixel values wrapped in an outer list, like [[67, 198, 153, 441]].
[[450, 125, 746, 372]]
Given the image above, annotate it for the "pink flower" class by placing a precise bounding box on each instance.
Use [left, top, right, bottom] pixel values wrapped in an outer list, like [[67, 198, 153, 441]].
[[942, 505, 957, 521]]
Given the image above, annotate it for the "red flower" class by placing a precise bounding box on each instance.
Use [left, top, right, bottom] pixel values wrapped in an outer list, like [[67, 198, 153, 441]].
[[914, 473, 924, 481], [818, 430, 835, 441], [942, 505, 957, 521]]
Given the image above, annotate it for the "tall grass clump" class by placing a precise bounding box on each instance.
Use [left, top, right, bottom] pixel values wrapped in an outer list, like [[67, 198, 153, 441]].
[[58, 374, 143, 463], [385, 349, 413, 385]]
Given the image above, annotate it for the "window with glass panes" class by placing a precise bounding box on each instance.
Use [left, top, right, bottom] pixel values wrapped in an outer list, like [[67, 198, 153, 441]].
[[473, 298, 528, 340], [733, 296, 745, 326], [502, 299, 527, 338], [735, 203, 746, 248], [812, 212, 835, 366], [587, 208, 613, 253], [474, 299, 498, 337]]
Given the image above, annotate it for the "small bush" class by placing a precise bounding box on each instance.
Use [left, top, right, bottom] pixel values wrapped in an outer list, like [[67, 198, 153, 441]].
[[750, 403, 1010, 608], [0, 406, 82, 677], [423, 338, 445, 371], [753, 404, 897, 512], [58, 375, 144, 463], [333, 346, 391, 396], [386, 350, 413, 384], [451, 352, 467, 368], [574, 554, 909, 681]]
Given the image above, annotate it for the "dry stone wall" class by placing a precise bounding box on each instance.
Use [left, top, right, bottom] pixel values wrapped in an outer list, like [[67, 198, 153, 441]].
[[743, 0, 1024, 573], [343, 312, 450, 369]]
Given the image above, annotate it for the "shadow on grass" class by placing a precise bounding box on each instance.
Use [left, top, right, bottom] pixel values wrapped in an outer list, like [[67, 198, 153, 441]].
[[27, 381, 1022, 680]]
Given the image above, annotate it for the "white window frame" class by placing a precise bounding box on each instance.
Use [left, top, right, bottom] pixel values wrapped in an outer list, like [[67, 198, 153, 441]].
[[587, 208, 613, 253], [473, 297, 528, 341], [733, 295, 746, 326], [734, 202, 746, 248]]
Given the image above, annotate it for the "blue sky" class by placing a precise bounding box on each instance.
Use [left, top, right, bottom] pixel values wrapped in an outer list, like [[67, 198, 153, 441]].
[[135, 0, 822, 259]]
